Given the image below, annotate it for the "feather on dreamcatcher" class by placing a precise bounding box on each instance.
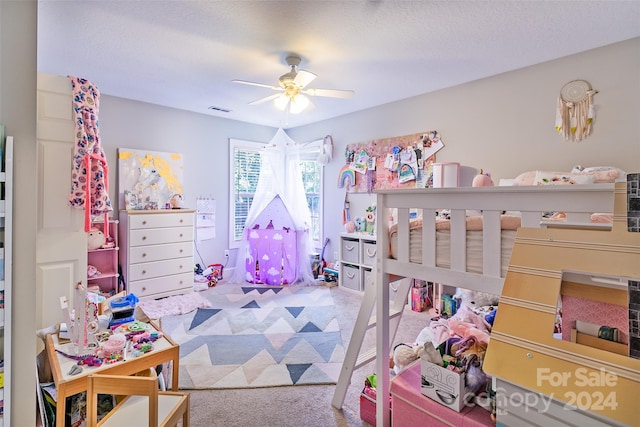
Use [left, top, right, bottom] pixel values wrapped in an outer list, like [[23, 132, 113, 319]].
[[555, 80, 597, 142]]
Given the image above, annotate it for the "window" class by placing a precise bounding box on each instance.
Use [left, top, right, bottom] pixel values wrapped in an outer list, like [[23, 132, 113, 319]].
[[300, 156, 322, 248], [229, 138, 323, 249], [229, 139, 262, 247]]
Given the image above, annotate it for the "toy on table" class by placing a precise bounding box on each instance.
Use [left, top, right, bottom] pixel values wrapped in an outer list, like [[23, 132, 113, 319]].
[[108, 293, 139, 328]]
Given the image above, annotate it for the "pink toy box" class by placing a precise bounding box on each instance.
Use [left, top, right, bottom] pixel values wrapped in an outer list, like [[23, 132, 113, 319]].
[[391, 361, 493, 426]]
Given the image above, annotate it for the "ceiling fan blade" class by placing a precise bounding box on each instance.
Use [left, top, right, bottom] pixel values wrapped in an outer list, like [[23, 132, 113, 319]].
[[293, 70, 317, 88], [232, 79, 281, 91], [248, 93, 282, 105], [303, 88, 355, 99]]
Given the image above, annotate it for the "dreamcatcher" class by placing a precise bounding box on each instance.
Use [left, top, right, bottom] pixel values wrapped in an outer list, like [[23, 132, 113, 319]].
[[555, 80, 597, 142]]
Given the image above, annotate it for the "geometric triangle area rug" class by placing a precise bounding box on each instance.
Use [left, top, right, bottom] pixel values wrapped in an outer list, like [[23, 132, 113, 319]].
[[159, 285, 346, 389]]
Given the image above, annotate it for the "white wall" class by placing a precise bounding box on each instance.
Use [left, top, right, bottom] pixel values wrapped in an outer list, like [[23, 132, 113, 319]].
[[98, 96, 277, 268], [287, 38, 640, 262], [0, 2, 38, 426]]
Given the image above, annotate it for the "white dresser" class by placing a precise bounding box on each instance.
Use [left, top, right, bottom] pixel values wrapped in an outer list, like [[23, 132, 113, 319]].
[[119, 209, 195, 299]]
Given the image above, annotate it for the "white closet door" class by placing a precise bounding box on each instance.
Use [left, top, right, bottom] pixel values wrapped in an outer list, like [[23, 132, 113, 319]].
[[36, 73, 88, 330]]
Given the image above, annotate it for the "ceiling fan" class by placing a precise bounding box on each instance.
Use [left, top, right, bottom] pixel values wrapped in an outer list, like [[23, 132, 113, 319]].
[[232, 54, 355, 114]]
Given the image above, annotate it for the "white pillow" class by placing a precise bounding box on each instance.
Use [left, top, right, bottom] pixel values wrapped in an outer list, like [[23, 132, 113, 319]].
[[581, 166, 626, 183], [533, 171, 596, 186]]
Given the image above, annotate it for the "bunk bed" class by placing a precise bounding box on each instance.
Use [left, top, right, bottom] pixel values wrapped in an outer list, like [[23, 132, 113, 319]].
[[360, 180, 639, 427]]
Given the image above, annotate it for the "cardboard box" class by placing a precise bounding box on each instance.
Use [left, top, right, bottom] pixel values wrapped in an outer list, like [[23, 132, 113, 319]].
[[420, 360, 475, 412]]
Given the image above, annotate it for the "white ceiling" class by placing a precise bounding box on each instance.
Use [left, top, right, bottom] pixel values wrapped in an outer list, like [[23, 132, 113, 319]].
[[37, 1, 640, 129]]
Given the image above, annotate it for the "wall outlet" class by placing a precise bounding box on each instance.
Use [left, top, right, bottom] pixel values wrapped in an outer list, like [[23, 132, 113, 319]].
[[224, 249, 230, 258]]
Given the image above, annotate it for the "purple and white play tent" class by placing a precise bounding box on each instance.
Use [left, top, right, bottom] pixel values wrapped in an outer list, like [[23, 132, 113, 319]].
[[232, 128, 315, 285]]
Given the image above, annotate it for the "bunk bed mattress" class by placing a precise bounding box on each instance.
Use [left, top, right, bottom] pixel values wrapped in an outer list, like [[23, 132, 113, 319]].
[[389, 215, 520, 276]]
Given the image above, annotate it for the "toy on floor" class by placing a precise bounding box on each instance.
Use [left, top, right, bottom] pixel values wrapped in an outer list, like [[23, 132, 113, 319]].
[[390, 342, 443, 375], [454, 288, 499, 312]]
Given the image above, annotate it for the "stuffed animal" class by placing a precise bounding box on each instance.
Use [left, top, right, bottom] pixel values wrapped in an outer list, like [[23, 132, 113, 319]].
[[454, 288, 499, 312], [344, 221, 356, 233], [390, 343, 419, 375], [390, 342, 443, 375], [472, 169, 494, 187], [169, 193, 184, 209], [87, 227, 106, 250]]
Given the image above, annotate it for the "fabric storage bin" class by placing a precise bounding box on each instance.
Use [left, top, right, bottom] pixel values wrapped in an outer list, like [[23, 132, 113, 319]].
[[363, 268, 373, 289], [341, 238, 359, 264], [340, 264, 361, 291], [362, 241, 377, 267]]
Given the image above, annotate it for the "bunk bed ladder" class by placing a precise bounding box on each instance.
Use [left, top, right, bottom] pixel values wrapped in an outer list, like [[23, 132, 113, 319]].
[[331, 276, 414, 409]]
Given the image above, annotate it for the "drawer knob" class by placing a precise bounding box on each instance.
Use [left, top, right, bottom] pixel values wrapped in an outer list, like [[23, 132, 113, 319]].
[[180, 219, 184, 223], [142, 286, 147, 291], [179, 265, 183, 269], [179, 233, 183, 237], [142, 220, 147, 225], [142, 253, 147, 257], [142, 270, 147, 274], [179, 249, 183, 253], [179, 280, 183, 284], [142, 236, 147, 240]]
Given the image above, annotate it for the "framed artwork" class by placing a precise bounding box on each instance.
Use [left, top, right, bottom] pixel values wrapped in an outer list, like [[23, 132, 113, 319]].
[[118, 148, 184, 210]]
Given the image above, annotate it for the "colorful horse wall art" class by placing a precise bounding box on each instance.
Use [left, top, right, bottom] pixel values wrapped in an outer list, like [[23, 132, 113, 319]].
[[118, 148, 184, 210]]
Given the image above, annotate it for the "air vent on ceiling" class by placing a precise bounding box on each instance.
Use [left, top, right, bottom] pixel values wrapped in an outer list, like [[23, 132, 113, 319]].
[[208, 106, 232, 113]]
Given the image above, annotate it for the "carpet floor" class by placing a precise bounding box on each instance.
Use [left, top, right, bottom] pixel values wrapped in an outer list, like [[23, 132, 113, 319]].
[[166, 280, 432, 427]]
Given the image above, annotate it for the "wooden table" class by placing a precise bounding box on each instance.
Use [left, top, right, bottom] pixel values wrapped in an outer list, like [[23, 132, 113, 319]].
[[45, 321, 180, 426]]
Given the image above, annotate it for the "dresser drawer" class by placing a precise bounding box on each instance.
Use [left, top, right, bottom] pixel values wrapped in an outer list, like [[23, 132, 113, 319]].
[[129, 241, 192, 264], [129, 212, 194, 230], [362, 241, 377, 267], [129, 272, 193, 299], [129, 226, 193, 246], [341, 238, 359, 264], [129, 256, 192, 281]]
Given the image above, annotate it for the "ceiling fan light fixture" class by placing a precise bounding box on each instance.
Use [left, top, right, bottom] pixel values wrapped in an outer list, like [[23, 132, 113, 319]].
[[273, 94, 289, 111], [289, 94, 309, 114]]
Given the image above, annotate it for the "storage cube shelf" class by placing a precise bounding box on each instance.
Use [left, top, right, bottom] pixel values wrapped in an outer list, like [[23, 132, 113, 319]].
[[339, 233, 376, 291], [87, 220, 120, 296]]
